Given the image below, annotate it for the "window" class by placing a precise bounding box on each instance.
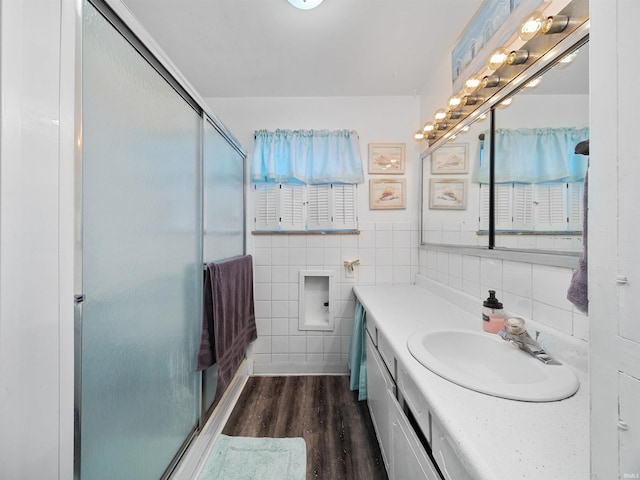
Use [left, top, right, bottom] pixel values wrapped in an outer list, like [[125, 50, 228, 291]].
[[479, 182, 583, 232], [254, 183, 357, 232]]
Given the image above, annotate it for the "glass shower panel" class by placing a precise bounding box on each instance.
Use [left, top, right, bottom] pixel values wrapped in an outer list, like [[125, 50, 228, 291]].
[[81, 3, 201, 479], [201, 119, 245, 412]]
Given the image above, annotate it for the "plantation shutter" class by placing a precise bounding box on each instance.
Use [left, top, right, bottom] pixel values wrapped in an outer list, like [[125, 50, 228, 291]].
[[567, 182, 584, 231], [307, 184, 332, 230], [254, 183, 279, 230], [332, 184, 357, 230], [535, 183, 567, 231], [479, 184, 490, 231], [512, 184, 534, 231], [280, 184, 305, 230], [494, 184, 513, 231]]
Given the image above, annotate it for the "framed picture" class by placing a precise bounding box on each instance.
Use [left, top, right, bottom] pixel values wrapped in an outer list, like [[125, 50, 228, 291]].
[[429, 179, 467, 210], [370, 178, 406, 210], [368, 143, 405, 174], [431, 144, 468, 174]]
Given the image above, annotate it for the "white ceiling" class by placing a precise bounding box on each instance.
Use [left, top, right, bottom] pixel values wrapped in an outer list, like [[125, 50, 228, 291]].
[[121, 0, 480, 98]]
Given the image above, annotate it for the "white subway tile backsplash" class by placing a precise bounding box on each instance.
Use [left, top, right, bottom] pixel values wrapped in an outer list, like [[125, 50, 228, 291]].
[[254, 265, 272, 284], [272, 301, 289, 318], [272, 354, 290, 363], [480, 257, 503, 291], [448, 275, 463, 291], [323, 336, 342, 354], [462, 279, 481, 299], [271, 283, 288, 301], [289, 248, 307, 266], [323, 248, 341, 267], [532, 264, 574, 310], [271, 235, 289, 248], [288, 301, 299, 318], [255, 300, 272, 318], [255, 318, 272, 336], [323, 235, 341, 248], [393, 266, 411, 284], [306, 248, 324, 266], [272, 336, 290, 354], [271, 266, 289, 283], [436, 251, 449, 274], [324, 354, 343, 364], [253, 236, 272, 248], [572, 310, 590, 341], [359, 266, 376, 285], [272, 318, 289, 336], [393, 247, 411, 266], [502, 291, 533, 319], [254, 283, 272, 301], [289, 283, 299, 300], [358, 230, 376, 248], [532, 301, 573, 335], [376, 223, 393, 231], [376, 248, 393, 266], [375, 230, 393, 248], [462, 255, 480, 284], [307, 336, 324, 354], [306, 354, 324, 363], [449, 254, 463, 278], [289, 235, 307, 248], [375, 266, 393, 285], [254, 336, 272, 354], [393, 222, 411, 231], [341, 234, 358, 248], [289, 354, 307, 364], [307, 236, 323, 248], [254, 248, 272, 265], [503, 260, 532, 298], [358, 248, 376, 267]]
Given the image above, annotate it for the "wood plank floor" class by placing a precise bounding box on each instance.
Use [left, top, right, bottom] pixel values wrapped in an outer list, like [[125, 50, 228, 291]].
[[222, 375, 388, 480]]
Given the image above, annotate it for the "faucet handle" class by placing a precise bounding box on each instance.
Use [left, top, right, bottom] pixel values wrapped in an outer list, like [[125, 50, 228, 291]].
[[504, 317, 526, 334]]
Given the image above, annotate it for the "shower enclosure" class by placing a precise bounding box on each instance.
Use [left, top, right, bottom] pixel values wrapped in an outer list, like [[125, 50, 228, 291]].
[[76, 1, 246, 478]]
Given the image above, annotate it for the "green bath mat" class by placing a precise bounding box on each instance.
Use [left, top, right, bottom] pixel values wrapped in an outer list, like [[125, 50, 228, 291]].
[[198, 435, 307, 480]]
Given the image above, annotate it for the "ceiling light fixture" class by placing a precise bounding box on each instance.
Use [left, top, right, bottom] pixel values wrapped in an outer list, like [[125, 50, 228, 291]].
[[287, 0, 324, 10]]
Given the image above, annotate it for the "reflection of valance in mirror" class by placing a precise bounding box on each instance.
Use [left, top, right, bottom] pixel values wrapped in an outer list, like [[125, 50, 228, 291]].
[[478, 127, 589, 184], [252, 129, 364, 185]]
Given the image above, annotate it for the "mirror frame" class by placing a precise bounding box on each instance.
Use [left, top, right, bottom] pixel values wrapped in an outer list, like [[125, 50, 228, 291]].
[[420, 0, 589, 268]]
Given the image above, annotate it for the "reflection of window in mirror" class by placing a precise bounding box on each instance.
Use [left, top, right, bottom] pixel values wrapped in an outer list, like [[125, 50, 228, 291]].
[[421, 113, 489, 247], [485, 44, 589, 253]]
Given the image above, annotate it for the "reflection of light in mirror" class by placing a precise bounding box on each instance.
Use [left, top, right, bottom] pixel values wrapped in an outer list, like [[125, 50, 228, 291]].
[[477, 113, 487, 121], [461, 125, 470, 132], [525, 78, 542, 89], [557, 50, 579, 68], [498, 98, 513, 109]]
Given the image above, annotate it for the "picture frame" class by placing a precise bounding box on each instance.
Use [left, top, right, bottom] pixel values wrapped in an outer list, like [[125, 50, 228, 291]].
[[429, 178, 467, 210], [431, 143, 468, 174], [368, 143, 405, 174], [370, 178, 406, 210]]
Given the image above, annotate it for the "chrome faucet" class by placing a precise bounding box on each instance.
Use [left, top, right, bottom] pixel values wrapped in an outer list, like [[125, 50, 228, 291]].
[[498, 317, 561, 365]]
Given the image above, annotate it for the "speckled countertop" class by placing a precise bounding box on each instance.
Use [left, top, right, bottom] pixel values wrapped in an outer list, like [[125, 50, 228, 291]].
[[354, 275, 589, 480]]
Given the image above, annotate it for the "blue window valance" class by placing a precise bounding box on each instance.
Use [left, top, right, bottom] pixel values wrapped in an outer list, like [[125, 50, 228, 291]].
[[252, 129, 364, 185], [477, 127, 589, 184]]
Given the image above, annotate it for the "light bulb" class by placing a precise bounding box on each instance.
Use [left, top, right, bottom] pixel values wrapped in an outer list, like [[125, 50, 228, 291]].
[[448, 94, 463, 110], [499, 98, 513, 109], [519, 11, 546, 41], [464, 75, 482, 94], [434, 109, 447, 122], [414, 130, 425, 141], [525, 77, 541, 88], [488, 47, 509, 70], [423, 122, 435, 133]]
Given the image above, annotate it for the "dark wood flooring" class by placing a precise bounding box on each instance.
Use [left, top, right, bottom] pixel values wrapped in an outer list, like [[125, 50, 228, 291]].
[[222, 375, 388, 480]]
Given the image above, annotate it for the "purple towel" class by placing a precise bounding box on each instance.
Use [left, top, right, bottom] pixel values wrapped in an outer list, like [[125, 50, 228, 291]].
[[197, 255, 257, 400], [197, 268, 216, 371], [567, 172, 588, 313]]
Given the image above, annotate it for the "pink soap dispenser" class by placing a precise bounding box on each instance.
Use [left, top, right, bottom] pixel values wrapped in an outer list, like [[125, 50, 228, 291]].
[[482, 290, 506, 334]]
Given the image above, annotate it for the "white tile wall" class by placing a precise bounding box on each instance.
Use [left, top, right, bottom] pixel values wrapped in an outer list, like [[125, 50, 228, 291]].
[[419, 247, 589, 341], [251, 222, 420, 371]]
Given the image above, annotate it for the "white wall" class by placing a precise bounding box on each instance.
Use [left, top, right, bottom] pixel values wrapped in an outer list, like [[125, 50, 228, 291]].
[[0, 1, 75, 478], [206, 96, 422, 373]]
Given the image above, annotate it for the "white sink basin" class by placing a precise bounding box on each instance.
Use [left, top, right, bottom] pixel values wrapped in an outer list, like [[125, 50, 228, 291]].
[[407, 329, 579, 402]]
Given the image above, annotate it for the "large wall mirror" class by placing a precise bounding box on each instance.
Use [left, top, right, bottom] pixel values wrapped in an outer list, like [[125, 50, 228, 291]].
[[422, 36, 589, 256]]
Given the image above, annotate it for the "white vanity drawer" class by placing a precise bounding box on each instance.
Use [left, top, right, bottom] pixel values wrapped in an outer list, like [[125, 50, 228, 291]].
[[378, 333, 396, 380], [432, 417, 472, 480], [398, 367, 431, 444]]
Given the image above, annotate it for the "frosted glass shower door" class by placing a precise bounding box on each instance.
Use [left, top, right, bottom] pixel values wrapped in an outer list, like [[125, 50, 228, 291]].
[[201, 118, 246, 413], [80, 3, 202, 479]]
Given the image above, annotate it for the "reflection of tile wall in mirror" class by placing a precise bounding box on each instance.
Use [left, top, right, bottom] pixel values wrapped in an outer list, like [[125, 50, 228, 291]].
[[492, 44, 588, 253]]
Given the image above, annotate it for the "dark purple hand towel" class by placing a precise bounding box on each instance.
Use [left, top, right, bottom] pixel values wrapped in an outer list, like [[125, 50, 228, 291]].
[[196, 269, 216, 371], [567, 172, 588, 313], [207, 255, 257, 400]]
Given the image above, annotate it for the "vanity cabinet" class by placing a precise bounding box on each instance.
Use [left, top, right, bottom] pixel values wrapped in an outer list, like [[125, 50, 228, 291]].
[[366, 329, 442, 480]]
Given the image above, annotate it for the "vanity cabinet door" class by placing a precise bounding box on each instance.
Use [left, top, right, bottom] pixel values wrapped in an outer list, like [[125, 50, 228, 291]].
[[389, 390, 440, 480], [366, 333, 393, 474]]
